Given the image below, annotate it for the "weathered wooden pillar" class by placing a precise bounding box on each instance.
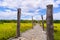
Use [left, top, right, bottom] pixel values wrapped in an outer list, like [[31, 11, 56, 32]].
[[38, 20, 40, 24], [16, 8, 21, 37], [32, 16, 33, 28], [46, 5, 54, 40], [41, 15, 44, 30]]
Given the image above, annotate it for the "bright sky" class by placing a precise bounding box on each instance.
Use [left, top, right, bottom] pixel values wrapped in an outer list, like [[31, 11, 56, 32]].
[[0, 0, 60, 20]]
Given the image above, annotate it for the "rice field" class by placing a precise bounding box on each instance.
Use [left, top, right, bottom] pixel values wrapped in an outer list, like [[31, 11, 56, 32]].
[[44, 23, 60, 40], [0, 23, 60, 40], [54, 23, 60, 40], [0, 23, 32, 40]]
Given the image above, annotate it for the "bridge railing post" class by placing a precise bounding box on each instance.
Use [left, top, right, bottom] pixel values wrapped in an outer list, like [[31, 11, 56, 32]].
[[41, 15, 44, 31], [16, 8, 21, 37], [46, 4, 54, 40], [32, 16, 33, 29]]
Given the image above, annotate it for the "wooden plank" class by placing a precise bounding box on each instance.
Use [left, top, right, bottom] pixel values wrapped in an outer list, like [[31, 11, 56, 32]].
[[46, 5, 54, 40], [16, 8, 21, 37]]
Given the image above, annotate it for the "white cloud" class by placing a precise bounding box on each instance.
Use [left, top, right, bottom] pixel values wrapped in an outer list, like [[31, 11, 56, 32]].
[[0, 10, 17, 20], [0, 10, 60, 20], [0, 0, 60, 9], [43, 12, 60, 20], [55, 0, 60, 4], [0, 0, 60, 20], [21, 12, 60, 20], [53, 12, 60, 20]]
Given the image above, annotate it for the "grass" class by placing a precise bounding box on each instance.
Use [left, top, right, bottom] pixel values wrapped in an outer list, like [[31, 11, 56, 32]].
[[44, 23, 60, 40], [54, 23, 60, 40], [0, 22, 60, 40], [0, 23, 32, 40]]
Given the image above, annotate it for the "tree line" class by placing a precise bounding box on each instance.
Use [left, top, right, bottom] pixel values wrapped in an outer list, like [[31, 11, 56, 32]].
[[0, 20, 60, 23], [0, 20, 37, 23]]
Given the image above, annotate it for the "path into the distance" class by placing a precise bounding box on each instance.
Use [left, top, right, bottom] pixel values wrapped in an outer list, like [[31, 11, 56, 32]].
[[9, 24, 47, 40]]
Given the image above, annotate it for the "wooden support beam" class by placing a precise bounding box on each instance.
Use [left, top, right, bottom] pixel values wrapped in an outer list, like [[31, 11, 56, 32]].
[[41, 15, 44, 31], [46, 5, 54, 40], [16, 8, 21, 37]]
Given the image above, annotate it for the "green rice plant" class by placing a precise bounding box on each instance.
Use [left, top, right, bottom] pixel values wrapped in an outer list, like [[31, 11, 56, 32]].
[[54, 23, 60, 40], [0, 23, 32, 40], [44, 23, 60, 40], [20, 23, 32, 32]]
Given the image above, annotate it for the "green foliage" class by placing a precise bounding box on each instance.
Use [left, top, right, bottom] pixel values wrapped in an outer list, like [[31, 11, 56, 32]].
[[0, 20, 38, 23], [0, 20, 17, 23], [20, 23, 32, 32], [0, 20, 60, 40], [0, 23, 32, 40], [44, 23, 60, 40], [53, 20, 60, 23], [0, 23, 16, 40], [54, 23, 60, 40], [40, 20, 60, 23]]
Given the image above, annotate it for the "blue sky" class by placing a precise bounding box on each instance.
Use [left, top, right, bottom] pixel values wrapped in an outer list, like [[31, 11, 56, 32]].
[[0, 0, 60, 20]]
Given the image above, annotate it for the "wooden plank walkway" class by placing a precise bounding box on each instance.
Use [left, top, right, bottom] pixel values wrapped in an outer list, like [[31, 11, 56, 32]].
[[8, 24, 47, 40]]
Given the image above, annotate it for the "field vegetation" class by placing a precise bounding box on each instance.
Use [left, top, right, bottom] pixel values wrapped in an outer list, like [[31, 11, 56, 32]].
[[0, 20, 60, 40], [44, 23, 60, 40], [0, 22, 32, 40]]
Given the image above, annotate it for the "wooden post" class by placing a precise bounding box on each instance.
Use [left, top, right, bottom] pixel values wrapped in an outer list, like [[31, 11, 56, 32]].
[[16, 8, 21, 37], [46, 5, 54, 40], [38, 20, 40, 24], [41, 15, 44, 30], [32, 16, 33, 28]]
